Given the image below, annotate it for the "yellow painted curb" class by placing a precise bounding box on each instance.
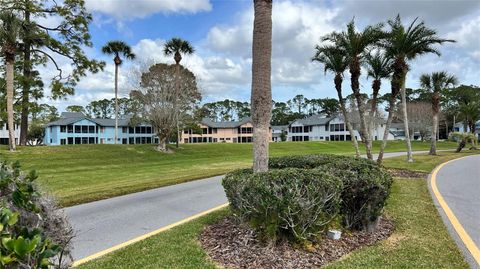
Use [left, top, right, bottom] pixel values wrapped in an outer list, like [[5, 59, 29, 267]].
[[72, 203, 229, 267], [430, 155, 480, 266]]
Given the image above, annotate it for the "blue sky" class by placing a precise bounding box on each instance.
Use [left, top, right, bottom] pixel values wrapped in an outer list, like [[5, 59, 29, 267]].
[[43, 0, 480, 111]]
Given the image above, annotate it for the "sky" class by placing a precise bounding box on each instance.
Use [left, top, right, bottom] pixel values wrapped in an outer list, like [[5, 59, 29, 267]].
[[41, 0, 480, 111]]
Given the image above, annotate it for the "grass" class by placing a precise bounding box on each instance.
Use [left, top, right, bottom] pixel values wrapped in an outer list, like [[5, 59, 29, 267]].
[[77, 151, 477, 269], [0, 141, 457, 206]]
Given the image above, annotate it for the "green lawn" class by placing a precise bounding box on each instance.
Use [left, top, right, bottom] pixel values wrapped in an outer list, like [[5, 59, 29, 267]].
[[0, 141, 456, 206], [77, 151, 476, 269]]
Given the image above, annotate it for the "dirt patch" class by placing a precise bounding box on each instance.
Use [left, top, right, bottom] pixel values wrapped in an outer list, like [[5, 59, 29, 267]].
[[388, 168, 428, 179], [200, 217, 394, 269]]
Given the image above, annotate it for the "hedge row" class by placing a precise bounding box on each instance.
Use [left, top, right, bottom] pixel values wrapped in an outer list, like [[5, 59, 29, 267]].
[[222, 154, 393, 241]]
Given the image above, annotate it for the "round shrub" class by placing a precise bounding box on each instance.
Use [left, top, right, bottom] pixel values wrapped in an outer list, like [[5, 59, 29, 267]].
[[269, 154, 393, 231], [222, 168, 342, 241], [0, 161, 73, 269]]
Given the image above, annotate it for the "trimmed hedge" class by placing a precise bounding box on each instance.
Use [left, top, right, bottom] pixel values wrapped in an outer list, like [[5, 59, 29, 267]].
[[223, 168, 342, 241], [269, 154, 393, 231]]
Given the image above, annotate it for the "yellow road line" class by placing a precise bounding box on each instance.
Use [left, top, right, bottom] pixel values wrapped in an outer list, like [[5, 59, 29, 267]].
[[430, 155, 480, 266], [72, 203, 229, 267]]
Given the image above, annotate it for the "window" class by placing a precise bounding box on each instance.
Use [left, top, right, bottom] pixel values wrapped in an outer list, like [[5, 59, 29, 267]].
[[60, 126, 66, 133], [82, 126, 88, 133], [146, 137, 152, 144], [146, 126, 152, 134], [89, 137, 95, 144], [184, 138, 189, 143], [129, 127, 135, 134], [202, 128, 208, 134], [89, 126, 95, 133], [136, 137, 141, 144], [122, 138, 127, 144], [82, 137, 89, 144], [304, 136, 309, 141], [290, 126, 304, 133], [75, 126, 81, 133], [212, 128, 217, 134], [60, 139, 66, 145], [239, 127, 253, 134], [226, 138, 231, 140], [135, 126, 141, 133], [122, 127, 128, 133], [75, 137, 81, 144], [67, 125, 73, 133], [184, 129, 189, 134], [129, 137, 134, 144], [67, 137, 73, 144], [325, 125, 328, 131]]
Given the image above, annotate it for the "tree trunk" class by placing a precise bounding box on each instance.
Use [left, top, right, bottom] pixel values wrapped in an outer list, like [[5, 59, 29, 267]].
[[6, 55, 16, 152], [114, 63, 119, 144], [175, 62, 180, 148], [400, 73, 413, 162], [20, 10, 31, 146], [350, 58, 372, 160], [429, 90, 440, 155], [156, 136, 167, 152], [377, 68, 402, 165], [335, 74, 360, 157], [251, 0, 272, 173]]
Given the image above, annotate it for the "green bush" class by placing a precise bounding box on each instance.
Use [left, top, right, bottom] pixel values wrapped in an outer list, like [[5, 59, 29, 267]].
[[269, 155, 393, 231], [0, 162, 73, 269], [223, 168, 342, 241]]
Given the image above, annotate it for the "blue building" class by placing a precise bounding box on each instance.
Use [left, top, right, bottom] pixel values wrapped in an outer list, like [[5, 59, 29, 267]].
[[44, 112, 158, 145]]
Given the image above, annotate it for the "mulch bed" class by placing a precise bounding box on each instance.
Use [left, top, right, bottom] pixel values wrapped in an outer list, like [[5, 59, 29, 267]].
[[199, 217, 394, 269], [388, 168, 428, 179]]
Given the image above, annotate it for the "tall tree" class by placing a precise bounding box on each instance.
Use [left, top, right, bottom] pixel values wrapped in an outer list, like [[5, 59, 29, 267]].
[[163, 37, 195, 148], [1, 0, 105, 145], [102, 40, 136, 144], [420, 71, 457, 155], [251, 0, 272, 172], [458, 102, 480, 135], [0, 12, 21, 151], [66, 105, 85, 113], [319, 98, 339, 117], [365, 50, 392, 141], [323, 19, 384, 160], [132, 63, 200, 152], [378, 15, 454, 163], [313, 45, 361, 157]]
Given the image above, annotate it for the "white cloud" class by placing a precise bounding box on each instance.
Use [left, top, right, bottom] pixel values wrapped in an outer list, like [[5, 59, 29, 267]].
[[85, 0, 212, 20]]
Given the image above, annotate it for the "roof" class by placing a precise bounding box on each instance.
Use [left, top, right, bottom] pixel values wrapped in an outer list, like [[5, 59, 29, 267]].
[[201, 117, 252, 128], [291, 114, 334, 126], [271, 125, 288, 131], [45, 112, 133, 127]]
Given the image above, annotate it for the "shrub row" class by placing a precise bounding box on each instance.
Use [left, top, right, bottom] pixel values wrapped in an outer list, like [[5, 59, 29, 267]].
[[222, 154, 393, 241]]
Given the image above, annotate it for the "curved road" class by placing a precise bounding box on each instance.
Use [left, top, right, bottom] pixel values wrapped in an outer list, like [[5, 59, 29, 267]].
[[430, 155, 480, 269], [65, 150, 440, 262]]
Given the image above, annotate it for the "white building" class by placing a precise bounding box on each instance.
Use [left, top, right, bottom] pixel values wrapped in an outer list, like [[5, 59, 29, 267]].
[[0, 123, 21, 145], [286, 114, 394, 142]]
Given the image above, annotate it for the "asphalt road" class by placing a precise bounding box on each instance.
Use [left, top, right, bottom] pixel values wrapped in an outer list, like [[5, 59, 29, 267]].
[[65, 150, 438, 261], [430, 155, 480, 269]]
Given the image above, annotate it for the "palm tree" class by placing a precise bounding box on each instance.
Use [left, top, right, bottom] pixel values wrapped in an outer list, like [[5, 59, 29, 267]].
[[0, 12, 21, 152], [420, 71, 457, 155], [323, 19, 384, 160], [251, 0, 272, 172], [380, 15, 454, 163], [458, 102, 480, 135], [101, 41, 136, 144], [163, 38, 195, 148], [313, 45, 361, 157], [364, 50, 392, 158]]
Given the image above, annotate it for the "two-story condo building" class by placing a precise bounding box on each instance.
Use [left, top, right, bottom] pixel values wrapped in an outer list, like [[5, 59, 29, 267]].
[[44, 112, 158, 145], [287, 114, 394, 142], [0, 123, 21, 145], [181, 117, 273, 143]]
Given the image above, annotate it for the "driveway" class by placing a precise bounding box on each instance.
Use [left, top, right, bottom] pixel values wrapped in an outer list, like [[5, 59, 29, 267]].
[[429, 155, 480, 269]]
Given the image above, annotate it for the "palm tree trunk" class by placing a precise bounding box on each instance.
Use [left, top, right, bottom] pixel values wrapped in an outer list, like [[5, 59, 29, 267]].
[[6, 55, 16, 152], [350, 59, 373, 160], [429, 91, 439, 155], [335, 74, 360, 157], [400, 73, 413, 162], [175, 62, 180, 148], [114, 63, 119, 144], [251, 0, 272, 172], [377, 86, 400, 165]]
